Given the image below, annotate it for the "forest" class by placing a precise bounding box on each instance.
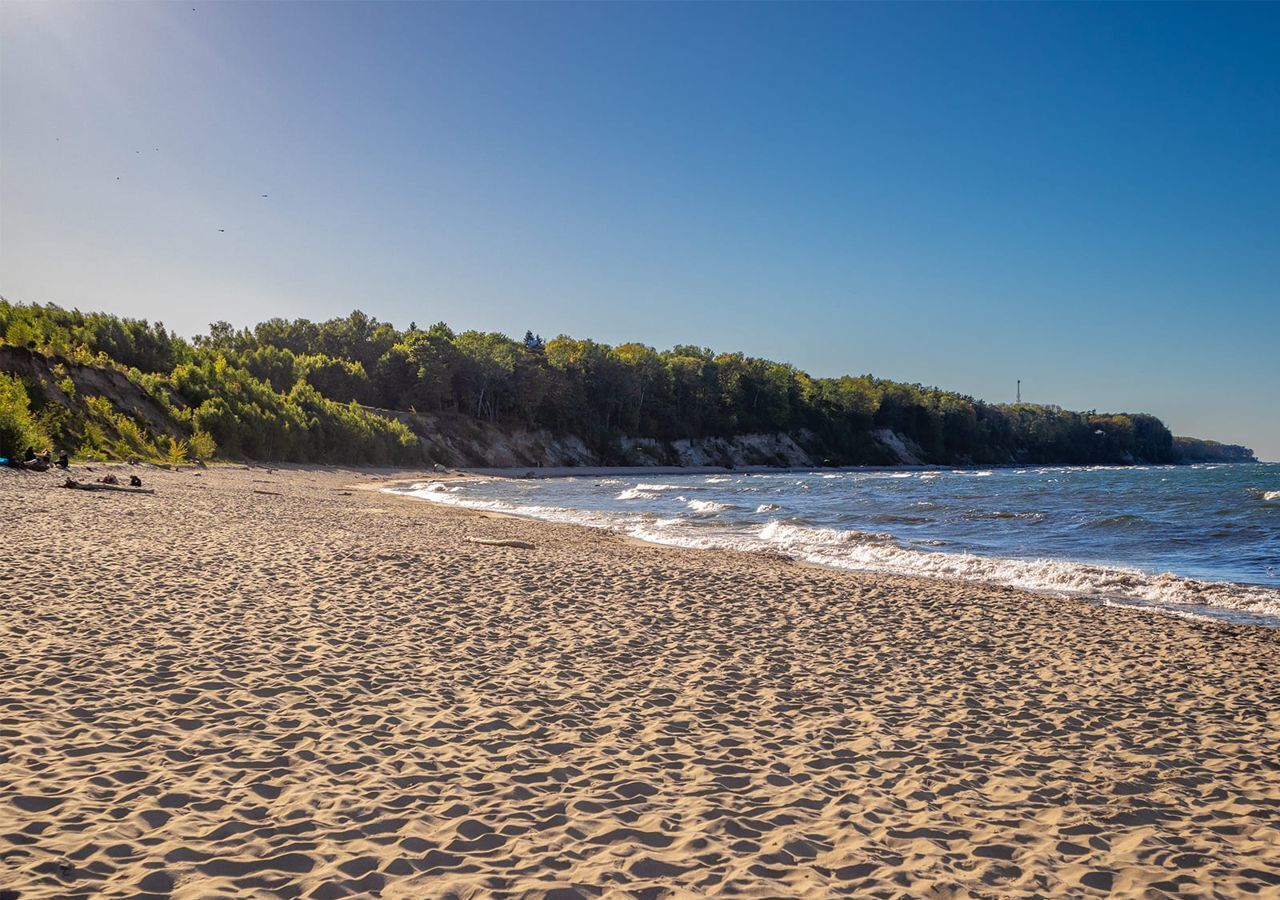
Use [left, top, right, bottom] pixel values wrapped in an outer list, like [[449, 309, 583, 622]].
[[0, 299, 1255, 467]]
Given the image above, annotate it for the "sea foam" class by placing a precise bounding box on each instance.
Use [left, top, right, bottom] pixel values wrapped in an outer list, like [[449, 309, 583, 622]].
[[388, 464, 1280, 627], [687, 499, 733, 513]]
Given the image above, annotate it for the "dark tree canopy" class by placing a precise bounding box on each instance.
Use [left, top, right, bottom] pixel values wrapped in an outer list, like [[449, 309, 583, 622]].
[[0, 299, 1253, 465]]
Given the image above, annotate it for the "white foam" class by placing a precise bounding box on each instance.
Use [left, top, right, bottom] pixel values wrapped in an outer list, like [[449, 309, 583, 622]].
[[616, 482, 688, 500], [688, 499, 733, 513], [746, 522, 1280, 621], [759, 520, 894, 546], [387, 473, 1280, 627], [617, 487, 658, 501], [413, 481, 461, 494]]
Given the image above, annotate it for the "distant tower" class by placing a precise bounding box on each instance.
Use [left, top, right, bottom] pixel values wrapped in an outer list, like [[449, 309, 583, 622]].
[[1017, 380, 1021, 403]]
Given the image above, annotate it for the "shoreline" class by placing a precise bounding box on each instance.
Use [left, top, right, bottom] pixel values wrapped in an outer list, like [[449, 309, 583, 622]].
[[4, 462, 1279, 897], [381, 481, 1262, 633], [380, 471, 1280, 632]]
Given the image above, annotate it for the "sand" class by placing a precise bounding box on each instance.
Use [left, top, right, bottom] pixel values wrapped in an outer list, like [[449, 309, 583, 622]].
[[2, 463, 1278, 898]]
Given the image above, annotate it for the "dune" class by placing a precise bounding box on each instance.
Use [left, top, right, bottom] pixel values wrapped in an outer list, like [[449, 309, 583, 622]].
[[1, 463, 1278, 898]]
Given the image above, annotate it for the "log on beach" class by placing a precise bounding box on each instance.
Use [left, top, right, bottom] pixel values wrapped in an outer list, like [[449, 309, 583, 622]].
[[61, 480, 155, 494], [465, 537, 536, 550]]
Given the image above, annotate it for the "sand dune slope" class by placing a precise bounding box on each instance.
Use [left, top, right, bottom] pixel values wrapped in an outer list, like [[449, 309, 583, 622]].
[[2, 465, 1278, 898]]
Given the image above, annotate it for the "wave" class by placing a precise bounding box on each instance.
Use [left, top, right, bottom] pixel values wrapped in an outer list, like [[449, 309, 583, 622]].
[[759, 520, 895, 546], [393, 484, 628, 533], [616, 483, 685, 500], [965, 511, 1042, 521], [1087, 513, 1151, 530], [870, 513, 934, 524], [387, 467, 1280, 627], [617, 487, 658, 501], [408, 481, 461, 494], [687, 499, 734, 513], [742, 522, 1280, 622]]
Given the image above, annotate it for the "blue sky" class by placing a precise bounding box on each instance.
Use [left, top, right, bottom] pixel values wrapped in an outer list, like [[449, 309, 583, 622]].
[[2, 2, 1277, 458]]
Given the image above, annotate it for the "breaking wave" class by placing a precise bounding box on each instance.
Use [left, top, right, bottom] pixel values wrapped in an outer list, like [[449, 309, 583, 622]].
[[617, 483, 684, 501], [626, 519, 1280, 624], [388, 464, 1280, 627], [687, 499, 734, 513]]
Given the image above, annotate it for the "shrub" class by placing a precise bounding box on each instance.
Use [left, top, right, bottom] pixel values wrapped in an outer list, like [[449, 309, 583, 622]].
[[165, 436, 190, 466], [188, 429, 217, 460], [0, 374, 49, 459]]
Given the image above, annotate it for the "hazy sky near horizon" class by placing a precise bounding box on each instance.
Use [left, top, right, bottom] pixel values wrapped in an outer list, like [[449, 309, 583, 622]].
[[2, 2, 1278, 458]]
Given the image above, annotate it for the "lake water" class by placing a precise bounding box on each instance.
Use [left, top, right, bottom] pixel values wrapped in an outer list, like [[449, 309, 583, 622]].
[[390, 463, 1280, 627]]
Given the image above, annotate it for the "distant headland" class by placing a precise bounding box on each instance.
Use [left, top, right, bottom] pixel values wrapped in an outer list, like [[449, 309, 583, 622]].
[[0, 300, 1255, 468]]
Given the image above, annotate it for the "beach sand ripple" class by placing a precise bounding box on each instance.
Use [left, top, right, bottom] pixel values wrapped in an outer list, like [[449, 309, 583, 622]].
[[2, 465, 1278, 897]]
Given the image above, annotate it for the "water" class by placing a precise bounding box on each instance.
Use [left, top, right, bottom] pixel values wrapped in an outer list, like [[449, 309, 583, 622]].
[[388, 464, 1280, 627]]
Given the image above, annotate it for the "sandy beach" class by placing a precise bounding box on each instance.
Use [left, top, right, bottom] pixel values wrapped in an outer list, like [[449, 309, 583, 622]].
[[2, 463, 1278, 898]]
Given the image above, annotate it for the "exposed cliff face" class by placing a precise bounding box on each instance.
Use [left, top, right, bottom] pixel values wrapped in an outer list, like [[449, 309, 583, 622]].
[[621, 433, 816, 468], [872, 428, 926, 466], [373, 410, 598, 468], [369, 410, 824, 468], [0, 346, 184, 440], [368, 409, 929, 469]]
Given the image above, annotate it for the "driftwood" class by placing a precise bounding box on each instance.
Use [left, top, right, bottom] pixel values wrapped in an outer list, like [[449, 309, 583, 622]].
[[62, 479, 154, 495], [253, 489, 283, 496], [465, 537, 535, 550]]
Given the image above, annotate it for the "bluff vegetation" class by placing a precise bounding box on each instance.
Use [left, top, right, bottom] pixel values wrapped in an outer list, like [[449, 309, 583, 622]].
[[0, 300, 1255, 468]]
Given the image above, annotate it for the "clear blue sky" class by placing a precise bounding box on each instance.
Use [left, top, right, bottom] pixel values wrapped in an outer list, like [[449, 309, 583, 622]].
[[2, 2, 1277, 458]]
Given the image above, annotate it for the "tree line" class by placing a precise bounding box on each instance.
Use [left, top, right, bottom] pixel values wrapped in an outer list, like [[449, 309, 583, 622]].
[[0, 299, 1254, 465]]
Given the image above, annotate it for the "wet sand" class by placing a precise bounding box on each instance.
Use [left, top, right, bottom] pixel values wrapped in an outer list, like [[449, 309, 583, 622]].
[[2, 463, 1278, 898]]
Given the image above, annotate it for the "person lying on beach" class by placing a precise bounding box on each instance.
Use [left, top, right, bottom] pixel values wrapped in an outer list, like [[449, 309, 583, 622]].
[[20, 448, 52, 471]]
